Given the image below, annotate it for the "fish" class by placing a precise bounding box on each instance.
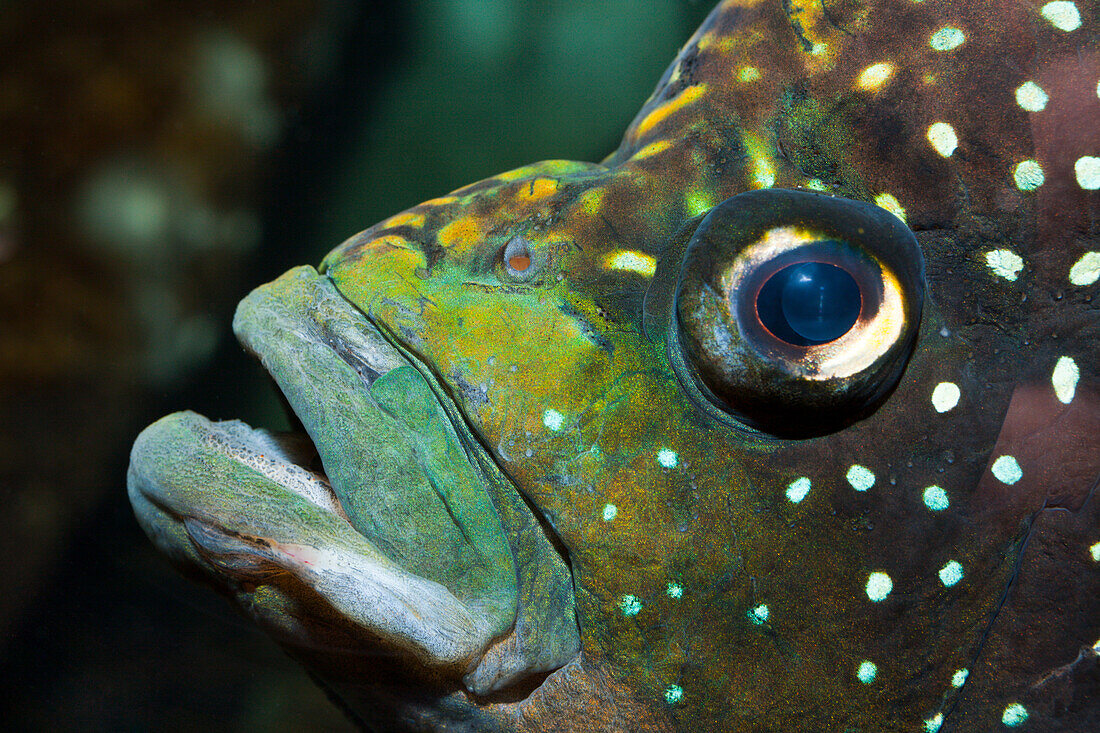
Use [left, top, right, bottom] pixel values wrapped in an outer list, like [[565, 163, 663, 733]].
[[127, 0, 1100, 730]]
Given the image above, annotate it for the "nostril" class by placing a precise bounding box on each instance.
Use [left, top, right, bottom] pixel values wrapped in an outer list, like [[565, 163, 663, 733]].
[[503, 235, 536, 278]]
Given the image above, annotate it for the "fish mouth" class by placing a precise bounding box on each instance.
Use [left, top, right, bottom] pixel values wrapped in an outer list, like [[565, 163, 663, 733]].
[[128, 265, 579, 693]]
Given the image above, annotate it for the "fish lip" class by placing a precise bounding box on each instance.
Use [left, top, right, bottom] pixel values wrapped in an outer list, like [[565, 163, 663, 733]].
[[229, 264, 511, 548]]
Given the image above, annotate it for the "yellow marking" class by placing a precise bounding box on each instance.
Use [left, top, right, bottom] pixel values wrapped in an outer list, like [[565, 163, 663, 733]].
[[606, 250, 656, 277], [438, 216, 481, 247], [496, 166, 539, 182], [738, 66, 762, 83], [874, 193, 907, 223], [360, 235, 426, 268], [631, 140, 672, 160], [367, 234, 414, 250], [577, 187, 605, 215], [857, 63, 895, 91], [706, 35, 739, 54], [635, 84, 707, 138], [685, 188, 715, 217], [743, 133, 777, 189], [517, 177, 559, 201], [384, 211, 425, 228], [421, 196, 458, 207]]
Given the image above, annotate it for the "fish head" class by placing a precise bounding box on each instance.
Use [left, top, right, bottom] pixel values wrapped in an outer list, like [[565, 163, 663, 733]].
[[130, 1, 1100, 730]]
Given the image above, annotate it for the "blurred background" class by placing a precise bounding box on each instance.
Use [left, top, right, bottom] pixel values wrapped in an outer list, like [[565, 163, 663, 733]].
[[0, 1, 712, 729]]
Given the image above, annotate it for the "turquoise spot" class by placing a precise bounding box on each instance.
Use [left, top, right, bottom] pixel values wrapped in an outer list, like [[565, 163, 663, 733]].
[[748, 604, 769, 625], [667, 582, 683, 599], [992, 455, 1023, 485], [939, 560, 964, 587], [929, 27, 965, 51], [866, 572, 893, 602], [542, 409, 564, 431], [620, 594, 642, 617], [657, 448, 678, 468], [1002, 702, 1028, 726], [664, 684, 684, 704], [923, 486, 950, 511], [952, 668, 969, 688], [846, 464, 875, 492], [786, 477, 811, 503], [857, 660, 877, 684]]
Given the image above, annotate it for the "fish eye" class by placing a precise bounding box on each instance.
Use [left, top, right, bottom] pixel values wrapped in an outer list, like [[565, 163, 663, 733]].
[[671, 189, 924, 438]]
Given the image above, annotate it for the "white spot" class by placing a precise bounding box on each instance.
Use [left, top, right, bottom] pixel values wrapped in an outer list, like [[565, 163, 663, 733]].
[[952, 668, 969, 688], [657, 448, 679, 468], [1069, 251, 1100, 285], [786, 476, 811, 503], [667, 582, 683, 599], [992, 455, 1023, 485], [1002, 702, 1029, 726], [929, 27, 966, 51], [927, 122, 958, 157], [874, 192, 907, 222], [748, 603, 769, 624], [811, 42, 828, 56], [806, 178, 828, 191], [602, 503, 618, 521], [931, 382, 961, 413], [620, 594, 642, 616], [985, 249, 1025, 281], [923, 486, 951, 511], [846, 465, 876, 492], [924, 713, 944, 733], [939, 560, 964, 587], [857, 660, 878, 683], [664, 684, 683, 704], [1052, 356, 1079, 404], [866, 572, 893, 602], [1075, 156, 1100, 189], [542, 409, 564, 432], [606, 250, 657, 277], [1089, 542, 1100, 562], [1013, 160, 1045, 191], [1015, 81, 1049, 111], [1041, 1, 1081, 31], [857, 62, 895, 91]]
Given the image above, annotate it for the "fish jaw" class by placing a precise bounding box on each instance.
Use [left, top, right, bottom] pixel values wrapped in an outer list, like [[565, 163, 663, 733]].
[[127, 265, 579, 696]]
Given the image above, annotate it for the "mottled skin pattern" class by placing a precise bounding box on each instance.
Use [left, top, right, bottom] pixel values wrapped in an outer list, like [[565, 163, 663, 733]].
[[130, 1, 1100, 731]]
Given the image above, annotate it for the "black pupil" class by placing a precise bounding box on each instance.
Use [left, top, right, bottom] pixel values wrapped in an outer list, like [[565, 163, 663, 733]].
[[756, 262, 861, 346]]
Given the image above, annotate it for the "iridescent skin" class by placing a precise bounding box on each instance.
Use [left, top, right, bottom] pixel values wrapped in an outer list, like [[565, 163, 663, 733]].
[[130, 1, 1100, 731]]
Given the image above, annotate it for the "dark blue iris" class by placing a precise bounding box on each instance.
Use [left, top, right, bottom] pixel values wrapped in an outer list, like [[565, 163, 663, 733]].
[[756, 262, 861, 346]]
